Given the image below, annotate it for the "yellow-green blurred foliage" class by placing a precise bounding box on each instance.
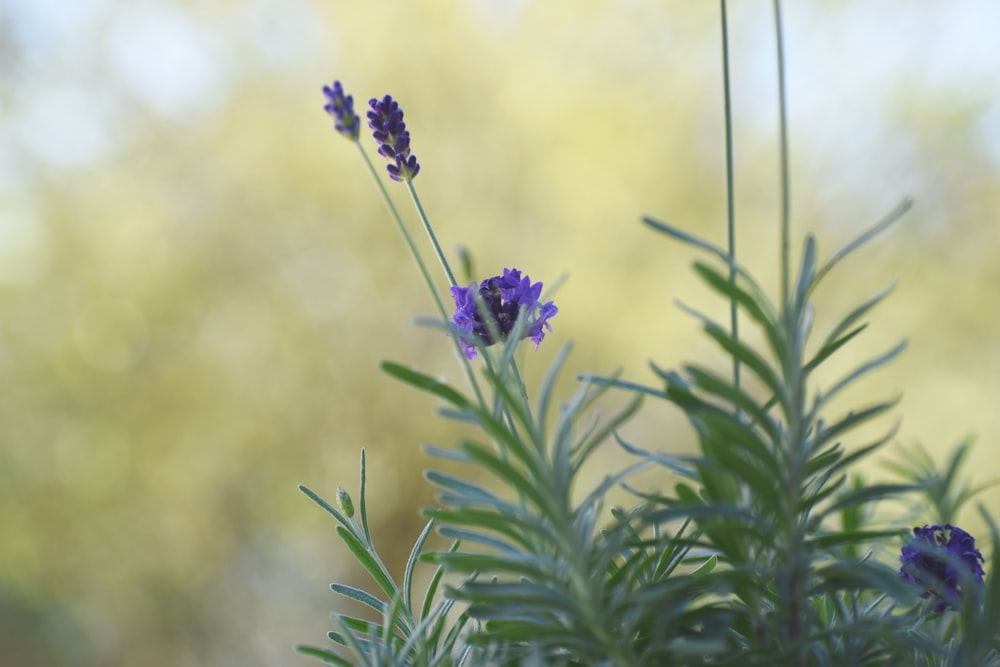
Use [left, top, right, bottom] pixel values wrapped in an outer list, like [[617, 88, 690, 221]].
[[2, 1, 999, 665]]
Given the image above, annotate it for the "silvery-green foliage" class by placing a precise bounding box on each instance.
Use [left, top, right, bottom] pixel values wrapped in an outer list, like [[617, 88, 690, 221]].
[[384, 345, 740, 665], [619, 207, 924, 665], [297, 450, 496, 666], [303, 3, 1000, 665]]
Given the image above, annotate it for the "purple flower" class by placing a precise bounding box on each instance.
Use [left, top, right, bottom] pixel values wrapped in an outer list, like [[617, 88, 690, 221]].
[[367, 95, 420, 182], [899, 524, 986, 612], [322, 81, 360, 140], [450, 268, 558, 360]]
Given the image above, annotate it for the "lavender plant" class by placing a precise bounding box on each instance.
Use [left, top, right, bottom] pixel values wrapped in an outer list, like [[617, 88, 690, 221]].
[[301, 4, 998, 666]]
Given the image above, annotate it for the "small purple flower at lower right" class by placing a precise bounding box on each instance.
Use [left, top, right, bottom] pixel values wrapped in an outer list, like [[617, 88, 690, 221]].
[[899, 524, 986, 612]]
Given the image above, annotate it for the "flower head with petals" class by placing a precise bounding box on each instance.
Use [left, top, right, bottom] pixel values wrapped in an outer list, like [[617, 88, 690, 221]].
[[450, 268, 558, 360], [322, 81, 360, 141], [367, 95, 420, 182], [899, 524, 986, 612]]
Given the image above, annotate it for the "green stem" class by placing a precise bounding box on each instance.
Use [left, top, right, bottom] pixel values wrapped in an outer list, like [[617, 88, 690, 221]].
[[772, 4, 806, 662], [782, 322, 807, 663], [471, 292, 530, 440], [356, 144, 447, 315], [406, 181, 524, 444], [355, 144, 485, 407], [720, 0, 741, 410], [774, 0, 791, 312], [406, 181, 458, 287], [508, 359, 530, 413]]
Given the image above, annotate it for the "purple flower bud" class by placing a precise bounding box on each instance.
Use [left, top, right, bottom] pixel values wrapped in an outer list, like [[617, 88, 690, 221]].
[[388, 154, 420, 182], [450, 268, 558, 360], [368, 95, 420, 182], [899, 524, 986, 612], [322, 81, 360, 141]]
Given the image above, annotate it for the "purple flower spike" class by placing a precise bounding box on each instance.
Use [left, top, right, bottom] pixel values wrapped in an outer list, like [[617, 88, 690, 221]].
[[450, 268, 558, 360], [367, 95, 420, 181], [899, 524, 986, 612], [322, 81, 360, 141]]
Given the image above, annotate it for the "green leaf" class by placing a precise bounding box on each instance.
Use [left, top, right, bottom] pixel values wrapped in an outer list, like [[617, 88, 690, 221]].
[[976, 508, 1000, 652], [818, 281, 896, 353], [331, 615, 374, 662], [330, 583, 386, 615], [576, 373, 665, 399], [299, 484, 352, 529], [571, 393, 643, 475], [456, 244, 475, 284], [819, 341, 907, 407], [399, 593, 464, 662], [404, 519, 434, 616], [578, 460, 649, 512], [804, 324, 868, 375], [615, 433, 697, 477], [800, 473, 847, 514], [811, 560, 913, 598], [642, 215, 734, 266], [682, 363, 782, 444], [437, 526, 521, 554], [813, 399, 900, 450], [433, 551, 554, 578], [825, 434, 897, 477], [381, 594, 407, 646], [537, 342, 573, 433], [803, 442, 843, 478], [359, 448, 371, 545], [690, 554, 718, 576], [699, 408, 780, 477], [458, 441, 548, 509], [425, 469, 550, 519], [296, 644, 353, 667], [465, 402, 546, 482], [438, 606, 475, 659], [648, 504, 774, 545], [326, 630, 348, 648], [812, 198, 912, 289], [423, 506, 539, 550], [422, 444, 472, 462], [480, 362, 542, 448], [804, 529, 901, 550], [421, 540, 460, 622], [692, 261, 786, 369], [651, 519, 694, 581], [458, 581, 577, 614], [381, 361, 472, 409], [675, 482, 701, 504], [794, 234, 817, 312], [695, 424, 784, 513], [335, 525, 399, 602], [814, 483, 914, 522]]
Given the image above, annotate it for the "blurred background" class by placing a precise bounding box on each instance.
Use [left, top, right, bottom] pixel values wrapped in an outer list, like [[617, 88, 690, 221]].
[[2, 0, 999, 664]]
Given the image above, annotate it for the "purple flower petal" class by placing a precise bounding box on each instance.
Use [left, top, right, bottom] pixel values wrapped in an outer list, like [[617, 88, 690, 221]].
[[899, 523, 985, 612], [322, 81, 360, 141], [449, 269, 557, 360], [368, 94, 420, 182]]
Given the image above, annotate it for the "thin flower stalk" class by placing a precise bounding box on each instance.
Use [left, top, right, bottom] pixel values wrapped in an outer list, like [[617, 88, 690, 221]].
[[720, 0, 741, 408], [406, 181, 458, 288], [324, 82, 485, 407], [366, 94, 458, 289], [352, 143, 486, 407], [773, 0, 791, 310]]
